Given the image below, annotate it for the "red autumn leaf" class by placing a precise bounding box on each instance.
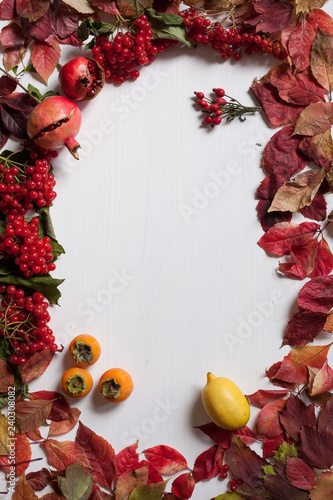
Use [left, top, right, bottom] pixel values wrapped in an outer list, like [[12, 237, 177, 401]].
[[0, 22, 26, 49], [251, 81, 305, 127], [256, 399, 287, 438], [21, 350, 53, 383], [114, 464, 149, 499], [192, 445, 223, 482], [286, 457, 316, 490], [56, 32, 82, 46], [171, 473, 195, 499], [0, 104, 27, 139], [0, 358, 14, 392], [0, 127, 9, 148], [16, 0, 50, 22], [148, 464, 163, 484], [31, 39, 61, 84], [257, 221, 319, 256], [0, 0, 16, 20], [11, 473, 38, 500], [3, 92, 38, 113], [298, 275, 333, 313], [91, 490, 113, 500], [49, 407, 81, 436], [113, 442, 140, 479], [0, 75, 17, 96], [263, 64, 325, 106], [279, 394, 316, 441], [194, 422, 233, 448], [21, 12, 54, 43], [41, 439, 90, 470], [299, 425, 333, 469], [293, 102, 333, 137], [3, 46, 26, 72], [143, 445, 188, 475], [310, 8, 333, 35], [0, 433, 32, 477], [49, 2, 79, 39], [310, 29, 333, 93], [257, 174, 285, 200], [153, 0, 181, 14], [89, 0, 120, 14], [225, 437, 267, 490], [262, 125, 309, 182], [26, 428, 43, 440], [309, 470, 333, 500], [262, 433, 286, 458], [279, 239, 319, 280], [75, 421, 115, 490], [308, 363, 333, 396], [257, 200, 292, 232], [266, 361, 296, 390], [246, 0, 292, 33], [282, 309, 327, 346], [246, 389, 289, 408], [288, 14, 318, 72], [30, 390, 72, 421], [270, 343, 332, 386], [317, 400, 333, 434], [15, 398, 54, 434], [233, 426, 257, 445], [301, 192, 327, 221], [26, 468, 51, 491]]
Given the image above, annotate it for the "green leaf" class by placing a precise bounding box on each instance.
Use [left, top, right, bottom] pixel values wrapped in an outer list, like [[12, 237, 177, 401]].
[[274, 442, 298, 461], [129, 481, 168, 500], [0, 396, 9, 408], [37, 206, 65, 261], [11, 66, 18, 76], [58, 464, 93, 500], [0, 337, 11, 363], [27, 84, 58, 101], [263, 464, 276, 476], [0, 274, 64, 304], [214, 494, 246, 500], [144, 8, 191, 47], [77, 18, 116, 42], [77, 21, 90, 42], [25, 64, 37, 73]]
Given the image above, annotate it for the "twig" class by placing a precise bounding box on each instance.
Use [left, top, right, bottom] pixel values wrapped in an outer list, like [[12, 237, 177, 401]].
[[0, 67, 38, 102]]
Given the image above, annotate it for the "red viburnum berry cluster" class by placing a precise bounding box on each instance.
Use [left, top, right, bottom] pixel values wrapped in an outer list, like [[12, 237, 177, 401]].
[[92, 14, 177, 84], [0, 149, 57, 217], [180, 8, 287, 61], [0, 215, 55, 278], [0, 285, 57, 366]]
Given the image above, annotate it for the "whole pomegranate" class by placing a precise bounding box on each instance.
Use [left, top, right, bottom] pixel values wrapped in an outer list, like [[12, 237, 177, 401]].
[[26, 96, 82, 159], [59, 57, 105, 101]]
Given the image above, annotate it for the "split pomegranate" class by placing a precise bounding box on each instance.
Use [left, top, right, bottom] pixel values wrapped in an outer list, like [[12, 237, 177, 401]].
[[59, 57, 105, 101], [26, 96, 82, 159]]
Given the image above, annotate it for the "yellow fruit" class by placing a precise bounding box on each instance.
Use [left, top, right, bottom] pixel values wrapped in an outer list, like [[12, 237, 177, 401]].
[[202, 373, 250, 430]]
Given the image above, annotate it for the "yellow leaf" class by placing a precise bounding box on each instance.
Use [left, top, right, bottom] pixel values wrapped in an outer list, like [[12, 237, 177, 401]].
[[295, 0, 328, 15], [62, 0, 95, 14], [0, 412, 10, 456]]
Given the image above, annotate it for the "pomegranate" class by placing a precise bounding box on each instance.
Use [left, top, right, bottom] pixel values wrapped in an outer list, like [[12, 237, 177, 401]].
[[59, 57, 105, 101], [26, 96, 82, 159]]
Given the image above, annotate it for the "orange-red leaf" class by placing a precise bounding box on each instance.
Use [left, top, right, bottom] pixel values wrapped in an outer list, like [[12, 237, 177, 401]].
[[171, 473, 195, 499], [21, 350, 53, 383], [31, 39, 60, 84], [41, 439, 90, 470], [0, 433, 32, 477], [15, 399, 54, 434], [256, 399, 287, 438], [143, 445, 188, 475], [12, 473, 38, 500], [257, 221, 319, 256], [48, 407, 81, 437]]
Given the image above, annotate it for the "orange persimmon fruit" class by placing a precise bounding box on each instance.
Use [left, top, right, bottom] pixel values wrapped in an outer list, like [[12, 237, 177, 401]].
[[98, 368, 133, 403], [69, 334, 101, 367], [61, 367, 93, 398]]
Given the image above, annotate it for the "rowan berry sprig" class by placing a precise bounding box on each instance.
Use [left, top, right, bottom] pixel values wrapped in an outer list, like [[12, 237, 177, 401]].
[[194, 88, 261, 127]]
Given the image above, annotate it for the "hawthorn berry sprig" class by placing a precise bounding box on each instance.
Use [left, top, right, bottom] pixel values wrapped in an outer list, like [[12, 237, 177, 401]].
[[194, 88, 261, 127]]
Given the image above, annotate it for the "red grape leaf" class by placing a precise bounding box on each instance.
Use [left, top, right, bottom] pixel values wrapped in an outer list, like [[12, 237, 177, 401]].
[[279, 394, 316, 441], [21, 350, 53, 383], [295, 0, 328, 15], [41, 439, 90, 470], [311, 29, 333, 93], [300, 192, 327, 221], [262, 64, 325, 106], [262, 125, 309, 182], [257, 199, 292, 232], [256, 399, 287, 438], [317, 400, 333, 434], [143, 445, 188, 475], [279, 239, 319, 280], [309, 8, 333, 35], [0, 433, 32, 477], [251, 80, 305, 127], [288, 14, 318, 71], [171, 473, 195, 499], [0, 0, 16, 20], [26, 468, 51, 491], [75, 421, 115, 490], [257, 221, 319, 256], [298, 275, 333, 313], [0, 22, 26, 48], [309, 470, 333, 500], [286, 457, 315, 490], [308, 363, 333, 396], [0, 104, 27, 139], [49, 407, 81, 436], [31, 39, 61, 84], [262, 433, 286, 458], [269, 169, 325, 213], [16, 0, 50, 22], [21, 12, 54, 43], [49, 2, 79, 39], [282, 309, 327, 346], [89, 0, 120, 14], [299, 130, 333, 170], [246, 0, 292, 33], [225, 437, 267, 491], [266, 361, 296, 390], [0, 359, 14, 392], [246, 389, 289, 408], [0, 75, 17, 96], [114, 442, 140, 478], [298, 425, 333, 469], [192, 445, 223, 482], [15, 399, 54, 434], [293, 102, 333, 136], [12, 473, 39, 500]]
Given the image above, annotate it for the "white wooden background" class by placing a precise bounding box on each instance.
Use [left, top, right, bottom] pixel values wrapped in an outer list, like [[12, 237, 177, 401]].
[[3, 4, 333, 497]]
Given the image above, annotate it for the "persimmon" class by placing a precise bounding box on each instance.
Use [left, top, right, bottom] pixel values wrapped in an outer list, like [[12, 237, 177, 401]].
[[69, 334, 101, 367], [99, 368, 133, 403], [61, 367, 93, 398]]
